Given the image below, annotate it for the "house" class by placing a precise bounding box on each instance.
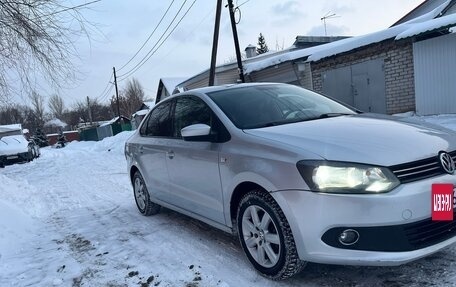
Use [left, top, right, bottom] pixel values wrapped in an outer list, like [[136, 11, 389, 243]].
[[131, 101, 155, 130], [44, 118, 68, 134], [175, 0, 456, 115], [173, 36, 351, 94], [309, 0, 456, 115], [131, 77, 188, 130], [155, 77, 187, 103]]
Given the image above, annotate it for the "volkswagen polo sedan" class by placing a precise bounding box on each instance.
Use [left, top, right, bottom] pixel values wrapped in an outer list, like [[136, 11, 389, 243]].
[[125, 83, 456, 280]]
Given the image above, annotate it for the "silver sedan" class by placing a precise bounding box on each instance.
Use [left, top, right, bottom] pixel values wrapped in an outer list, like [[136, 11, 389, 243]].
[[125, 83, 456, 280]]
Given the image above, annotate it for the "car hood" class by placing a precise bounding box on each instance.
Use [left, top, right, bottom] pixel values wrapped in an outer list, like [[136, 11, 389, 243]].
[[0, 135, 29, 156], [243, 114, 456, 166]]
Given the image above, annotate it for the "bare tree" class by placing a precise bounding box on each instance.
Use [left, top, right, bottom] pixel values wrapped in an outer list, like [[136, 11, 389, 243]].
[[90, 99, 113, 121], [0, 104, 29, 125], [111, 78, 145, 117], [48, 94, 65, 119], [123, 78, 145, 114], [0, 0, 97, 103], [29, 91, 45, 127]]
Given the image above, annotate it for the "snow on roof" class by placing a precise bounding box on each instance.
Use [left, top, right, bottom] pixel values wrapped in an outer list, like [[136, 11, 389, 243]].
[[244, 44, 332, 74], [0, 124, 22, 133], [179, 48, 293, 84], [132, 109, 149, 117], [244, 4, 456, 72], [402, 0, 451, 25], [308, 25, 408, 62], [396, 13, 456, 40], [143, 101, 155, 109], [44, 118, 67, 128], [161, 77, 187, 94], [100, 117, 119, 127]]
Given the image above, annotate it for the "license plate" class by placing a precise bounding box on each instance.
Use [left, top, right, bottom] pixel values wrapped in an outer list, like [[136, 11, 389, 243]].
[[432, 184, 454, 221], [7, 155, 18, 160]]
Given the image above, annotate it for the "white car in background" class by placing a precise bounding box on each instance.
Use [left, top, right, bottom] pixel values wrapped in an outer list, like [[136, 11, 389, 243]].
[[0, 125, 34, 167]]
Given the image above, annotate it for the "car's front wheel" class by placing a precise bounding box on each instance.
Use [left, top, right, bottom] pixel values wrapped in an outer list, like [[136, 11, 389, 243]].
[[133, 171, 160, 216], [237, 189, 305, 280]]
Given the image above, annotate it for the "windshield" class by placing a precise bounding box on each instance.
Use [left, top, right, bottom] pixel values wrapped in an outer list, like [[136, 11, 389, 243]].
[[0, 129, 22, 139], [207, 84, 356, 129]]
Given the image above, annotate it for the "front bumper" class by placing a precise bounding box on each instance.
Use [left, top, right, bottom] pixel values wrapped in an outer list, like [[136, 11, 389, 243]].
[[272, 173, 456, 266], [0, 152, 30, 166]]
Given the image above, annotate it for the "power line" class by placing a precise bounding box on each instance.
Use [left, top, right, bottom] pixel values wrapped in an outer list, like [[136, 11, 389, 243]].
[[236, 0, 251, 8], [94, 73, 113, 102], [117, 0, 175, 72], [118, 0, 196, 80], [143, 3, 215, 76], [98, 84, 114, 103], [117, 0, 190, 79]]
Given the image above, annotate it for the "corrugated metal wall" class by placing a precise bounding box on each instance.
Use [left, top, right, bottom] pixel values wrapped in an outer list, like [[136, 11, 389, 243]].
[[216, 69, 240, 85], [183, 68, 240, 91], [248, 62, 297, 83], [414, 33, 456, 115], [185, 76, 210, 91]]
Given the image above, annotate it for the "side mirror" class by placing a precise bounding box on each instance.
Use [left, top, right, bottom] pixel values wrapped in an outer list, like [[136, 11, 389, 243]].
[[181, 124, 213, 142]]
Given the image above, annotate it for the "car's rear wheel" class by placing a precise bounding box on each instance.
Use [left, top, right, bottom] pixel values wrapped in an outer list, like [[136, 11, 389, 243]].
[[133, 171, 160, 216], [237, 189, 305, 280], [27, 148, 33, 162]]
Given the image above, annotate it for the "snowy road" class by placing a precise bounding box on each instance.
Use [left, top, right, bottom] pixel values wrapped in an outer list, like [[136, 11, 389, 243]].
[[2, 116, 456, 286]]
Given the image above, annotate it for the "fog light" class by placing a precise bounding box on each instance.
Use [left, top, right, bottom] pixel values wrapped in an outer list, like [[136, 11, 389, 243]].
[[339, 229, 359, 245]]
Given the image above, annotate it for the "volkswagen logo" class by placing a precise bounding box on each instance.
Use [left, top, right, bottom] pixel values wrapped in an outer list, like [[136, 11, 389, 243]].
[[439, 152, 456, 174]]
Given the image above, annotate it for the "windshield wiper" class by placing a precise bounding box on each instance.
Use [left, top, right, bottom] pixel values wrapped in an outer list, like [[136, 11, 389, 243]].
[[248, 118, 311, 129], [317, 113, 353, 119], [246, 113, 354, 129]]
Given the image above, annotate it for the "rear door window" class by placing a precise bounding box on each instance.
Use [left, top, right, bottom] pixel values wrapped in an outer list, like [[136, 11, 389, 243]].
[[140, 100, 173, 137]]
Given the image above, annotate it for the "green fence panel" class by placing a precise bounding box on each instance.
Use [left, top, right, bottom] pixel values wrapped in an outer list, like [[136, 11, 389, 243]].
[[121, 123, 132, 131], [80, 128, 99, 141], [111, 124, 122, 135]]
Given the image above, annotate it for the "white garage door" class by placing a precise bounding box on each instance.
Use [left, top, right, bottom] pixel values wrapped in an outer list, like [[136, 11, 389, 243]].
[[414, 33, 456, 115]]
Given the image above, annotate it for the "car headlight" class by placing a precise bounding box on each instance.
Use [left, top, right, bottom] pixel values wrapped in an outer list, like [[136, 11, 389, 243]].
[[297, 160, 400, 194]]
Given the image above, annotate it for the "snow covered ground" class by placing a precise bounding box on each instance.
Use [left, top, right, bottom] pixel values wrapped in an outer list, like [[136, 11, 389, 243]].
[[2, 115, 456, 286]]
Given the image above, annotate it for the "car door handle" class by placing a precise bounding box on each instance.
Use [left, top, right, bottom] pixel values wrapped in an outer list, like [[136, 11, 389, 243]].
[[167, 150, 175, 159], [139, 146, 144, 154]]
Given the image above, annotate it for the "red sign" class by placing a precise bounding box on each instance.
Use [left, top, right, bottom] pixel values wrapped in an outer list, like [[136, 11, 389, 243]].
[[432, 184, 454, 221]]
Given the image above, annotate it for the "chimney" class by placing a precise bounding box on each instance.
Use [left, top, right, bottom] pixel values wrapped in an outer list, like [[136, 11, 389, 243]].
[[245, 44, 257, 58]]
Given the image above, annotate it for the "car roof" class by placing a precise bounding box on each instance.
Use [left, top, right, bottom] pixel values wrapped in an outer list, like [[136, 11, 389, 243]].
[[182, 82, 285, 95], [155, 82, 289, 105]]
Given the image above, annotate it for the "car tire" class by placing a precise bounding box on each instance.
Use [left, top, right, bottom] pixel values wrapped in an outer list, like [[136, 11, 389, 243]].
[[237, 189, 306, 280], [133, 171, 160, 216], [27, 148, 33, 162]]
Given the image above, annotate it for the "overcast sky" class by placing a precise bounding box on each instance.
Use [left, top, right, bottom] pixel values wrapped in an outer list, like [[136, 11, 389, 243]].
[[31, 0, 424, 107]]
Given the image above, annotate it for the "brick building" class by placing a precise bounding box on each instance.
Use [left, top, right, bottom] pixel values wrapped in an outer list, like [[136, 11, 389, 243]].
[[310, 38, 416, 114]]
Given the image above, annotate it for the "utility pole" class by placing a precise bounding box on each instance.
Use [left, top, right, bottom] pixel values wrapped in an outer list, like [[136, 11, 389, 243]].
[[113, 67, 121, 119], [86, 96, 93, 125], [209, 0, 223, 86], [227, 0, 245, 83]]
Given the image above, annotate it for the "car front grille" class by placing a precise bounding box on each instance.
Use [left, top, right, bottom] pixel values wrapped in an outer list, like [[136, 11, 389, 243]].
[[390, 151, 456, 184], [403, 213, 456, 249]]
